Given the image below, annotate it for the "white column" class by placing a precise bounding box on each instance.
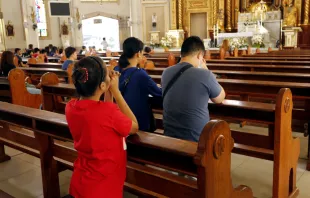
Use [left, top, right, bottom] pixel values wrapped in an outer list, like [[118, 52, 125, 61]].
[[21, 0, 39, 48], [130, 0, 143, 40]]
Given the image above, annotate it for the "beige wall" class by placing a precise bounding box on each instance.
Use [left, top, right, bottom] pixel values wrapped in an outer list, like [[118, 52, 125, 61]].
[[2, 0, 26, 49], [0, 0, 130, 49]]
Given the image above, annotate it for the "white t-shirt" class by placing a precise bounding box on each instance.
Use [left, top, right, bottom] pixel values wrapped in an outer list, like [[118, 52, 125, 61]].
[[101, 40, 108, 49]]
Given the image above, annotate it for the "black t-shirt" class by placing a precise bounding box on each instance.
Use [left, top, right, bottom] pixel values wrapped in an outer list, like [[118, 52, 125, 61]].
[[1, 63, 16, 76]]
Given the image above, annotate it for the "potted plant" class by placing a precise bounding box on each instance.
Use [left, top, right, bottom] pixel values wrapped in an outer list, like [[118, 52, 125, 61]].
[[251, 34, 265, 48]]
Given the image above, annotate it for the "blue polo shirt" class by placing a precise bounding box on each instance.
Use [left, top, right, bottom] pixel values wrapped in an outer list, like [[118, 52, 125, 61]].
[[115, 66, 162, 131]]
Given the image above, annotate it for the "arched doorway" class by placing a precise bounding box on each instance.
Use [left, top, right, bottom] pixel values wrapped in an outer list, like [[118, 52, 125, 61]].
[[82, 15, 120, 51]]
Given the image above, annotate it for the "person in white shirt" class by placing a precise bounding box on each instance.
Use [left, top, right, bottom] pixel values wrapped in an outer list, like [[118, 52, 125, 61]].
[[101, 38, 108, 51]]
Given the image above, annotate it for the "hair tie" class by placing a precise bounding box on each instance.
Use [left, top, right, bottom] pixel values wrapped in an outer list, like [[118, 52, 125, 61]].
[[81, 68, 89, 83]]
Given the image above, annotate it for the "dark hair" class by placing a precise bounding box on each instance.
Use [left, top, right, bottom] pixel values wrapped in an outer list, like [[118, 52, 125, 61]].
[[48, 44, 53, 48], [72, 56, 107, 97], [51, 46, 58, 53], [41, 49, 46, 54], [119, 37, 144, 68], [92, 46, 96, 49], [65, 47, 76, 58], [82, 46, 86, 50], [44, 46, 50, 54], [28, 44, 33, 49], [59, 48, 64, 54], [15, 48, 21, 54], [181, 36, 205, 57], [34, 48, 40, 53], [103, 38, 106, 40], [144, 46, 151, 53], [0, 51, 14, 74]]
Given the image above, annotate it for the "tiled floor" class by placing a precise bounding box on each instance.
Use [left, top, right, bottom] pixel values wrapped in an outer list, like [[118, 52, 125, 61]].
[[0, 125, 310, 198]]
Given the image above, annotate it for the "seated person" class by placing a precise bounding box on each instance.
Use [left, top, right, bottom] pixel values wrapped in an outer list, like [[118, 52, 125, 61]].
[[40, 49, 48, 63], [114, 37, 162, 132], [66, 56, 138, 198], [62, 47, 77, 70], [162, 36, 225, 142], [32, 48, 40, 58], [79, 46, 87, 55], [14, 48, 23, 66], [0, 51, 40, 94], [143, 46, 152, 57], [59, 48, 64, 57], [24, 44, 33, 57], [49, 46, 59, 57]]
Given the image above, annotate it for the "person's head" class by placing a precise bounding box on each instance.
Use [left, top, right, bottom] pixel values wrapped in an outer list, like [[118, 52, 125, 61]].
[[51, 46, 58, 53], [48, 44, 53, 48], [144, 46, 152, 54], [92, 46, 96, 50], [28, 44, 33, 49], [82, 46, 86, 50], [44, 46, 50, 53], [15, 48, 21, 55], [103, 37, 106, 41], [119, 37, 144, 69], [65, 47, 77, 60], [59, 48, 64, 55], [1, 51, 14, 70], [180, 36, 205, 68], [41, 49, 47, 55], [72, 56, 110, 98], [34, 48, 40, 54]]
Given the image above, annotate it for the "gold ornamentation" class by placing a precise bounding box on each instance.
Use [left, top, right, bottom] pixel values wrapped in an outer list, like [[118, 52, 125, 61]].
[[61, 22, 69, 35], [171, 0, 177, 29], [304, 0, 309, 24], [30, 7, 36, 24], [178, 0, 183, 29], [76, 8, 81, 23], [283, 0, 298, 27], [226, 0, 232, 31], [218, 9, 224, 32], [213, 0, 217, 26]]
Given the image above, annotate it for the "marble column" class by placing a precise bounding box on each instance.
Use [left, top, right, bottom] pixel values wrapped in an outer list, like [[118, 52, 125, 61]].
[[20, 0, 39, 48], [304, 0, 310, 24], [226, 0, 232, 31]]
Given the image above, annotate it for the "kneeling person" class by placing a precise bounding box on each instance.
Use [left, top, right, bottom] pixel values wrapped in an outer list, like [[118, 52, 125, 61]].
[[162, 36, 225, 142]]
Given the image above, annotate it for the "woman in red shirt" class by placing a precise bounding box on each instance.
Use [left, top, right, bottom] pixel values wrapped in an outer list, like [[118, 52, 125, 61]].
[[65, 56, 139, 198]]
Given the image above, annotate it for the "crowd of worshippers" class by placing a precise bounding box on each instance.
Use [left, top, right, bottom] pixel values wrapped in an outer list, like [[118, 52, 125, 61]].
[[0, 36, 225, 198]]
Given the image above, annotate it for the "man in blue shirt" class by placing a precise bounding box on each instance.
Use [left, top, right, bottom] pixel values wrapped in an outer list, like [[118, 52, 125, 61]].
[[161, 36, 225, 142], [62, 47, 77, 70]]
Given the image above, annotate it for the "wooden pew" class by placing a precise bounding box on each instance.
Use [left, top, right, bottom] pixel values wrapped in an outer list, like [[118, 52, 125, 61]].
[[28, 63, 62, 69], [206, 59, 310, 66], [39, 74, 299, 197], [227, 56, 310, 61], [0, 102, 252, 198], [0, 69, 41, 108]]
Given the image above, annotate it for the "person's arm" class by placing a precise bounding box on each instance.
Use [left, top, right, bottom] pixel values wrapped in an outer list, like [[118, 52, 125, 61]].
[[146, 72, 162, 97], [206, 72, 225, 104], [110, 71, 139, 134]]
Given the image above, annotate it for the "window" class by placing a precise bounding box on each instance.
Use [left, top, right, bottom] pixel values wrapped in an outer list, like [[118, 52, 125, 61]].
[[35, 0, 48, 37]]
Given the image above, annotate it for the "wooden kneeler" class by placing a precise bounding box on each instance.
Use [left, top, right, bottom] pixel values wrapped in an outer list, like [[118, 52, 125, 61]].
[[273, 88, 300, 198]]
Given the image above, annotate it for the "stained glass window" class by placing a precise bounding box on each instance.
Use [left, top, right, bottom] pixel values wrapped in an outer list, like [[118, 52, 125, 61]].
[[35, 0, 48, 37]]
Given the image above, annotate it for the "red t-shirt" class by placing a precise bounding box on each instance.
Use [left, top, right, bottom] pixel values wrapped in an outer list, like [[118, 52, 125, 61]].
[[65, 99, 132, 198]]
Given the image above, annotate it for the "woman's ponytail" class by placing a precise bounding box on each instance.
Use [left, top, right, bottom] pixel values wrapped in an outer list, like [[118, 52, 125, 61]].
[[119, 53, 130, 69]]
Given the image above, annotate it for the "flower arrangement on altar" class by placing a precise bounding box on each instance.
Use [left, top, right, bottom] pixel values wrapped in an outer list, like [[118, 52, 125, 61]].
[[160, 35, 173, 49], [228, 37, 248, 49], [252, 34, 265, 48]]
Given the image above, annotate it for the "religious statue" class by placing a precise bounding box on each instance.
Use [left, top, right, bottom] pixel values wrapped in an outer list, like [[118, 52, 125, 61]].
[[61, 22, 69, 35], [283, 0, 298, 27], [152, 13, 157, 30], [5, 21, 14, 37]]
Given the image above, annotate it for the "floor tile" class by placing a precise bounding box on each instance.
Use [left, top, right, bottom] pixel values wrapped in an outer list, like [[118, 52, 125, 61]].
[[15, 153, 40, 167], [4, 146, 22, 157], [297, 171, 310, 197], [0, 157, 37, 181], [231, 153, 250, 170], [0, 166, 71, 198]]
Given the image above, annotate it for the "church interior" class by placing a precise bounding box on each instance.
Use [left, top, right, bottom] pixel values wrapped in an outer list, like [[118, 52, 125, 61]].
[[0, 0, 310, 198]]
